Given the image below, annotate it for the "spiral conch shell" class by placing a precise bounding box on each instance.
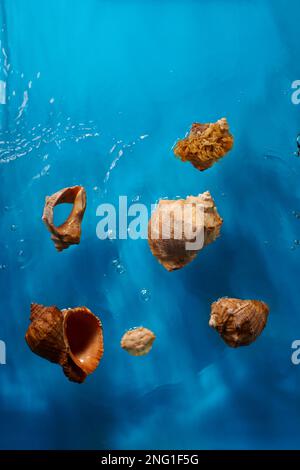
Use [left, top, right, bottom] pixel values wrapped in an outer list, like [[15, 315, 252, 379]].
[[209, 298, 269, 347], [42, 185, 86, 251], [25, 303, 104, 383], [174, 118, 234, 171], [121, 327, 156, 356], [148, 191, 222, 271]]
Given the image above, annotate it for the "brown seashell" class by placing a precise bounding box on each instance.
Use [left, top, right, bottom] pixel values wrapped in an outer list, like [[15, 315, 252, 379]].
[[174, 117, 234, 171], [62, 307, 104, 378], [209, 297, 269, 347], [25, 303, 104, 383], [25, 303, 67, 364], [121, 327, 156, 356], [42, 185, 86, 252], [148, 191, 222, 271]]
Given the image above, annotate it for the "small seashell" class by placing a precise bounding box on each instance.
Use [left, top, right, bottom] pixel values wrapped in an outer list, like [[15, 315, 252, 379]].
[[174, 117, 234, 171], [42, 185, 86, 252], [148, 191, 222, 271], [121, 327, 156, 356], [209, 297, 269, 347], [25, 303, 104, 383]]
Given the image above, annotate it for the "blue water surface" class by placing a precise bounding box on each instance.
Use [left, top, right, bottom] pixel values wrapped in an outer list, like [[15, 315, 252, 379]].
[[0, 0, 300, 450]]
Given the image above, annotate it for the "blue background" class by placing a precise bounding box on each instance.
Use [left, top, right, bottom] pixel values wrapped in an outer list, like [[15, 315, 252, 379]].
[[0, 0, 300, 450]]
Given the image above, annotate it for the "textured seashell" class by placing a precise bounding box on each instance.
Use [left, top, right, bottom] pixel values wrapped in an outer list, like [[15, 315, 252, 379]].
[[209, 297, 269, 347], [25, 303, 104, 383], [42, 185, 86, 252], [174, 117, 234, 171], [148, 191, 222, 271], [25, 303, 67, 364], [121, 327, 156, 356]]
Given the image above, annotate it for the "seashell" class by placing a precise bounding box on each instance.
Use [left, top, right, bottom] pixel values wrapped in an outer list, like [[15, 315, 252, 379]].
[[25, 303, 104, 383], [148, 191, 222, 271], [209, 297, 269, 347], [174, 117, 234, 171], [121, 327, 156, 356], [25, 303, 67, 364], [61, 307, 103, 379], [42, 185, 86, 252]]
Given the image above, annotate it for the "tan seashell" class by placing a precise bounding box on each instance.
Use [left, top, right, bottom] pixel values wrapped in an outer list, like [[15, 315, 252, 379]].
[[174, 117, 234, 171], [25, 303, 104, 383], [42, 185, 86, 252], [121, 327, 156, 356], [148, 191, 222, 271], [209, 297, 269, 347]]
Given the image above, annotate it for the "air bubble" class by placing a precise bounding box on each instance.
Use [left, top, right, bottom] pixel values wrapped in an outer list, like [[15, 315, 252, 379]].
[[107, 229, 116, 240], [140, 288, 151, 302], [17, 250, 25, 262], [292, 210, 300, 219], [112, 258, 126, 274]]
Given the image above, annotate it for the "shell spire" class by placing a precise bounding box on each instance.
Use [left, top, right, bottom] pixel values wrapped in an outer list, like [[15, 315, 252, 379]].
[[26, 303, 67, 364]]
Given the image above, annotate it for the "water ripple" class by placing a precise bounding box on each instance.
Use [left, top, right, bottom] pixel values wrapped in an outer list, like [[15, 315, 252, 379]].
[[0, 115, 101, 164]]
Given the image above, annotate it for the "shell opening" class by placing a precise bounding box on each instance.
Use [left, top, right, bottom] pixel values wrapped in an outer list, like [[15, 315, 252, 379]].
[[64, 310, 102, 373], [53, 203, 74, 227]]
